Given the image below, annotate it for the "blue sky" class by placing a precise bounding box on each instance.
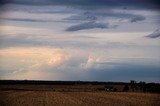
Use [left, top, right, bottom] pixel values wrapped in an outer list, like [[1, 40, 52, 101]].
[[0, 0, 160, 82]]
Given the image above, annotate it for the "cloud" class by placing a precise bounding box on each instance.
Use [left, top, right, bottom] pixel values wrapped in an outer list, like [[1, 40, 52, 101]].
[[0, 32, 141, 49], [98, 12, 146, 23], [0, 17, 52, 22], [146, 29, 160, 38], [1, 46, 160, 82], [1, 0, 159, 10], [66, 21, 115, 31], [0, 34, 87, 48], [130, 15, 146, 22], [63, 11, 97, 21], [0, 48, 71, 80], [86, 64, 160, 82], [83, 55, 101, 69], [63, 10, 146, 31], [47, 50, 69, 66], [0, 34, 43, 48], [0, 0, 159, 82], [3, 53, 160, 82], [0, 0, 147, 33], [64, 10, 146, 22]]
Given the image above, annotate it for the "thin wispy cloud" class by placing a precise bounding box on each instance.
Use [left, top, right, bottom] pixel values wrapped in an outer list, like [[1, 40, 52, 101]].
[[0, 17, 53, 22]]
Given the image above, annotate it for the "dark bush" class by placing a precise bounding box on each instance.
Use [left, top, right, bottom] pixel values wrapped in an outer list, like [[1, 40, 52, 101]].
[[123, 85, 129, 92]]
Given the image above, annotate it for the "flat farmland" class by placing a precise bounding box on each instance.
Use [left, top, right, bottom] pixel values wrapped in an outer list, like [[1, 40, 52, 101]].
[[0, 91, 160, 106]]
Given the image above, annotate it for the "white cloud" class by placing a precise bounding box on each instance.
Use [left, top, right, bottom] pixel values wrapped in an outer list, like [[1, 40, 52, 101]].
[[47, 51, 69, 66], [83, 55, 101, 69]]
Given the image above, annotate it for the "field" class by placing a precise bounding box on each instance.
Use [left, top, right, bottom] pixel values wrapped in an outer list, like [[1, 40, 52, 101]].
[[0, 80, 160, 106], [0, 91, 160, 106]]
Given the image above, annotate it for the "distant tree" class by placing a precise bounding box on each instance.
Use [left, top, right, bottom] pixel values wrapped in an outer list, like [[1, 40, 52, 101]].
[[123, 85, 129, 92], [130, 80, 136, 91], [143, 83, 160, 93], [138, 81, 146, 92], [113, 88, 117, 92]]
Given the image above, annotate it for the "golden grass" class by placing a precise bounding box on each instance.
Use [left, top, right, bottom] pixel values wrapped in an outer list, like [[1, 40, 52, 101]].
[[0, 91, 160, 106]]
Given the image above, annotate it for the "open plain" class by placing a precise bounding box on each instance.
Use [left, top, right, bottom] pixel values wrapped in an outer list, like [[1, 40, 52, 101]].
[[0, 90, 160, 106]]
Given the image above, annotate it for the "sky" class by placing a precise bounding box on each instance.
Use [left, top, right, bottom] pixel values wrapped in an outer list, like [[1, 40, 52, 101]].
[[0, 0, 160, 82]]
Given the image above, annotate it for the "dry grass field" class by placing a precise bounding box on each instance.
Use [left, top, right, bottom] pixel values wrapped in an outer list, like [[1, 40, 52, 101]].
[[0, 91, 160, 106]]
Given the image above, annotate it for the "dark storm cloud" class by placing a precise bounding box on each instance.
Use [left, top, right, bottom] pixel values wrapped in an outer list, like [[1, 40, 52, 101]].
[[44, 58, 160, 82], [85, 62, 160, 82], [1, 0, 159, 10], [146, 29, 160, 38]]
